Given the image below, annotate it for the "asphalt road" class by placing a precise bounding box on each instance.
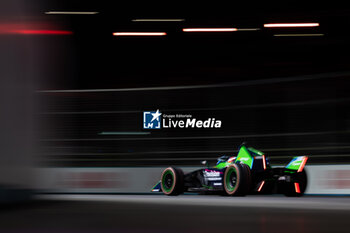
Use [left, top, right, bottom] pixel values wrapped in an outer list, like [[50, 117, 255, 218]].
[[1, 195, 350, 233]]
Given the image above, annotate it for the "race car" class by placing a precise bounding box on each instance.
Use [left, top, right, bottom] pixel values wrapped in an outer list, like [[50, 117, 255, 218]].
[[151, 143, 308, 196]]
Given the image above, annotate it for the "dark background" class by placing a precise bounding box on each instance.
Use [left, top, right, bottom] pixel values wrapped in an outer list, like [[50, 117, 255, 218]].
[[25, 1, 350, 167]]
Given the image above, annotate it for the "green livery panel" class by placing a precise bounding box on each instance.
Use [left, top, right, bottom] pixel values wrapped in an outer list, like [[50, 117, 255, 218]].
[[285, 156, 308, 171], [235, 146, 254, 168]]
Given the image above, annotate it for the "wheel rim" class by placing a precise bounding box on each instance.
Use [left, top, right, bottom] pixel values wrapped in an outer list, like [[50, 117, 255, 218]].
[[162, 170, 174, 193], [225, 167, 237, 192]]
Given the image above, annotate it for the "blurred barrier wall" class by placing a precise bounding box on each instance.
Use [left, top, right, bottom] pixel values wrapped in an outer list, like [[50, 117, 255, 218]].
[[0, 0, 36, 203], [306, 165, 350, 195], [36, 165, 350, 195]]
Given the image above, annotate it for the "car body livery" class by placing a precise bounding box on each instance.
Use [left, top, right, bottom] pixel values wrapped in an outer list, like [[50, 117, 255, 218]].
[[151, 143, 308, 196]]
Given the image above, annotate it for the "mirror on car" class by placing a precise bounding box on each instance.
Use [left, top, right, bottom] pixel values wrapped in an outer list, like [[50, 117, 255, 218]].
[[201, 160, 208, 167]]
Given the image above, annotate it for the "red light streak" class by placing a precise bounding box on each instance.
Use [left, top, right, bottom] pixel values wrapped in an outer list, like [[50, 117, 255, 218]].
[[13, 30, 73, 35], [294, 183, 301, 193], [258, 181, 265, 192], [297, 157, 308, 172], [262, 155, 266, 170]]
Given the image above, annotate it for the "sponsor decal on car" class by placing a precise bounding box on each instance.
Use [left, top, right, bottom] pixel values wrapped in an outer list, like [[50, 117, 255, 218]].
[[203, 169, 223, 177]]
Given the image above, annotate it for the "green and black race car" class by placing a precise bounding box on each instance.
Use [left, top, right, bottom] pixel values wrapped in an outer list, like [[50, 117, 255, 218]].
[[152, 143, 308, 196]]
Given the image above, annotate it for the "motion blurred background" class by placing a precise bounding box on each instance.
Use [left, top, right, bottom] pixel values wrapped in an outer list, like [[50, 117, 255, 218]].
[[0, 1, 350, 231], [33, 2, 350, 167], [0, 0, 350, 233]]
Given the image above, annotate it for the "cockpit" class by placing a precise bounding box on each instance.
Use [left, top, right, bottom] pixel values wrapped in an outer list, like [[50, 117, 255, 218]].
[[216, 155, 236, 165]]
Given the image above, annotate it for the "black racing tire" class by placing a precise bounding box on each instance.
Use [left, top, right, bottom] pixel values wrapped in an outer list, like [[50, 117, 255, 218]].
[[284, 170, 308, 197], [240, 163, 252, 194], [223, 163, 250, 196], [160, 167, 184, 196]]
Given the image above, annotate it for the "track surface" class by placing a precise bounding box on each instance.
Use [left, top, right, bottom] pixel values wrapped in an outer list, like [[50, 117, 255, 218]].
[[1, 195, 350, 233]]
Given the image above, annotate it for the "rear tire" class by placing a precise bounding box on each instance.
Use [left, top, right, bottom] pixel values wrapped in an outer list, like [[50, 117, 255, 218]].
[[240, 163, 252, 194], [223, 163, 250, 196], [284, 170, 307, 197], [160, 167, 184, 196]]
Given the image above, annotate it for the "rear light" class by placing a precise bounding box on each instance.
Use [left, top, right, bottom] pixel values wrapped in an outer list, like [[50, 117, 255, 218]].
[[262, 155, 266, 170], [297, 157, 308, 172], [258, 181, 265, 192], [294, 183, 301, 193]]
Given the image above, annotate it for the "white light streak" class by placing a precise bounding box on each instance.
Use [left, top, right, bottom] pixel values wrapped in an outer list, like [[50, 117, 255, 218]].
[[132, 19, 185, 22], [264, 23, 319, 28], [45, 11, 99, 15], [236, 28, 261, 31], [183, 28, 237, 32], [113, 32, 166, 36], [274, 34, 324, 37]]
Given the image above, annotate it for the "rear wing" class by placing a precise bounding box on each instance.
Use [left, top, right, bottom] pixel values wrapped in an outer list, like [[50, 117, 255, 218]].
[[285, 156, 308, 172]]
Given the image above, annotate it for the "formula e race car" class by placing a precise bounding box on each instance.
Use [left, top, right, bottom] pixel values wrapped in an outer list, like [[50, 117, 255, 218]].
[[151, 143, 308, 196]]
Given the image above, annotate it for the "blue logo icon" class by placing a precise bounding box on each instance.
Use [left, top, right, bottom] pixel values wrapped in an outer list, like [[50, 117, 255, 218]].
[[143, 110, 162, 129]]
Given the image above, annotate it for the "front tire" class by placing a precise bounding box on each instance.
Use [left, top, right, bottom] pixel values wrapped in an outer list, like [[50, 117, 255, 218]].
[[161, 167, 184, 196]]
